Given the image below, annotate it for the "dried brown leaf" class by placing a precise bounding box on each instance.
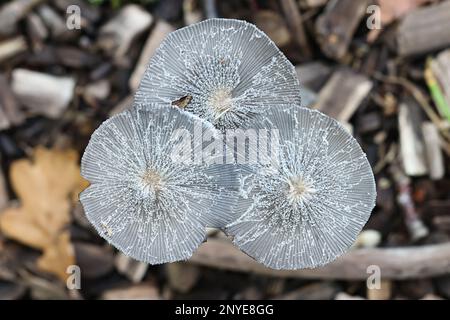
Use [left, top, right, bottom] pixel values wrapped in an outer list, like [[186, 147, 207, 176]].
[[0, 147, 86, 281], [37, 231, 75, 282]]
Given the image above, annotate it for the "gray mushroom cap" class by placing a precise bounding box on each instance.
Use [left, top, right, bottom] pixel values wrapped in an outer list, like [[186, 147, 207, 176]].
[[226, 106, 376, 269], [135, 18, 302, 131], [80, 103, 238, 264]]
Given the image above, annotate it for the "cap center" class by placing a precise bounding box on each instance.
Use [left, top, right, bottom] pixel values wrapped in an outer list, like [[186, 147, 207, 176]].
[[140, 169, 164, 197], [287, 176, 316, 204], [208, 87, 233, 119]]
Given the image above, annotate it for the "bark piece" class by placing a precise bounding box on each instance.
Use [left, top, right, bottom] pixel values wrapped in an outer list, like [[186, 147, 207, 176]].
[[109, 95, 133, 116], [300, 86, 317, 108], [358, 112, 382, 133], [0, 36, 27, 63], [315, 0, 370, 60], [0, 74, 24, 130], [25, 45, 99, 69], [335, 292, 365, 300], [90, 62, 113, 81], [0, 281, 26, 300], [37, 5, 68, 40], [314, 68, 373, 122], [433, 215, 450, 232], [254, 10, 291, 48], [83, 80, 111, 107], [398, 279, 434, 299], [353, 230, 382, 249], [0, 167, 7, 211], [26, 13, 48, 47], [129, 20, 174, 91], [295, 61, 332, 92], [98, 4, 153, 59], [11, 69, 75, 118], [19, 270, 69, 299], [435, 275, 450, 299], [275, 282, 340, 300], [398, 100, 428, 176], [101, 283, 160, 300], [166, 262, 200, 293], [279, 0, 312, 58], [390, 164, 429, 241], [377, 0, 431, 26], [0, 0, 43, 36], [72, 202, 92, 230], [395, 1, 450, 56], [75, 243, 114, 279], [189, 238, 450, 280], [54, 46, 100, 69], [183, 0, 202, 25], [299, 0, 328, 8], [367, 280, 392, 300], [115, 253, 149, 283], [422, 122, 445, 180]]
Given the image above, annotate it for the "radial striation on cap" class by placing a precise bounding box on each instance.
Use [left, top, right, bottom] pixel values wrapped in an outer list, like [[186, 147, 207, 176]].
[[80, 104, 238, 264], [135, 18, 302, 131], [226, 106, 376, 269]]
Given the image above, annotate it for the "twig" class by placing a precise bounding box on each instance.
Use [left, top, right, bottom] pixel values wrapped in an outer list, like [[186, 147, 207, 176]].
[[202, 0, 218, 19], [389, 163, 429, 241], [374, 72, 450, 156], [189, 238, 450, 280]]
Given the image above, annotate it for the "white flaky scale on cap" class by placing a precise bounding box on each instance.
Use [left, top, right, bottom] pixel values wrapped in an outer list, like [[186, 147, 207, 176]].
[[80, 103, 238, 264], [135, 18, 302, 131], [226, 106, 376, 269]]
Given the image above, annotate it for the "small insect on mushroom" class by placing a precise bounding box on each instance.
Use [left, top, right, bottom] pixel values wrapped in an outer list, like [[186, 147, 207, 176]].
[[80, 103, 238, 264], [135, 18, 302, 131], [226, 106, 376, 270], [171, 94, 192, 109]]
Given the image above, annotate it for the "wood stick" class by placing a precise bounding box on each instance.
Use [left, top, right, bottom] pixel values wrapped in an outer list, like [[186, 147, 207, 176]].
[[0, 164, 8, 211], [0, 0, 43, 36], [189, 237, 450, 279], [314, 68, 372, 122], [11, 69, 75, 119], [295, 61, 332, 92], [373, 73, 450, 155], [0, 36, 27, 63], [115, 253, 148, 283], [315, 0, 370, 60], [279, 0, 312, 59], [129, 20, 174, 91], [396, 0, 450, 57], [0, 74, 25, 129], [398, 100, 428, 177], [98, 4, 153, 60], [109, 95, 133, 116], [422, 122, 445, 180]]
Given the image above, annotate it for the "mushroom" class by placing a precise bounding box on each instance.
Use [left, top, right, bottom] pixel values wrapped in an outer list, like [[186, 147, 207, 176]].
[[134, 18, 302, 131], [80, 103, 238, 264], [226, 106, 376, 269]]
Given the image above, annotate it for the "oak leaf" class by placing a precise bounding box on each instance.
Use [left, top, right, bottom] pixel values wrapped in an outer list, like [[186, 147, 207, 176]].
[[0, 147, 87, 280]]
